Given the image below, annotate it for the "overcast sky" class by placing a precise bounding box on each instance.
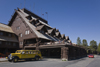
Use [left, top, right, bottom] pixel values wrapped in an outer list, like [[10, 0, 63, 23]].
[[0, 0, 100, 45]]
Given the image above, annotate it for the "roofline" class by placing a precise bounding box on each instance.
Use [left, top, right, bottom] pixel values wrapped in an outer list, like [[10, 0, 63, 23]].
[[22, 8, 48, 24], [8, 10, 17, 26], [0, 22, 8, 25], [0, 23, 15, 34]]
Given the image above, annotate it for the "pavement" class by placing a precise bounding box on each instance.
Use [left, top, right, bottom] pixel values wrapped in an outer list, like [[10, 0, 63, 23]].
[[0, 58, 8, 62], [66, 55, 98, 67], [0, 57, 62, 62], [0, 55, 100, 67]]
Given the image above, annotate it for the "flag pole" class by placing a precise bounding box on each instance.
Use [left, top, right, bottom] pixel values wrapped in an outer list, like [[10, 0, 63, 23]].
[[45, 12, 48, 22], [33, 3, 35, 12], [24, 0, 26, 8]]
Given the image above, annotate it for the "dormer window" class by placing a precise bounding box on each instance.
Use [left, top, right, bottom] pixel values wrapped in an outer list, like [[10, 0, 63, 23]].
[[0, 32, 3, 35], [36, 20, 39, 24], [40, 30, 45, 34], [31, 22, 34, 25], [26, 15, 32, 20]]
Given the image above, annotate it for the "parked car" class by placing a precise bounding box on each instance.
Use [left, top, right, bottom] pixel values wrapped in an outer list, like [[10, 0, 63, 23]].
[[7, 50, 42, 62], [88, 54, 94, 58]]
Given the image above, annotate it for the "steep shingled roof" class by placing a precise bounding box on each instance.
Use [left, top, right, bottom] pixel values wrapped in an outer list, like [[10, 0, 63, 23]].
[[36, 25, 47, 32], [0, 23, 14, 33], [56, 32, 61, 38], [61, 34, 65, 39], [36, 22, 43, 26], [8, 8, 70, 42], [66, 36, 70, 40], [16, 9, 57, 41], [0, 35, 18, 42]]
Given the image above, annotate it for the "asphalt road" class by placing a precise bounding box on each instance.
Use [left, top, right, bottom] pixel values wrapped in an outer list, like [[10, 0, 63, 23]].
[[0, 55, 100, 67]]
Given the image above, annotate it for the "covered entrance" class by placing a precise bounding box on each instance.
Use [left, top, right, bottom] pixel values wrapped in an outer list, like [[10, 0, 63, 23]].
[[40, 48, 61, 58]]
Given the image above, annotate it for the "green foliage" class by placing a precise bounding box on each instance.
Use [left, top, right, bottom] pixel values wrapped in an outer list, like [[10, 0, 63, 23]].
[[82, 39, 88, 46], [90, 40, 97, 51], [77, 37, 81, 45], [97, 43, 100, 53]]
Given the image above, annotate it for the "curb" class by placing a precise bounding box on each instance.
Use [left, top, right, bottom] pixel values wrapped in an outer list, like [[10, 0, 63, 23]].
[[0, 60, 8, 62], [0, 57, 6, 58]]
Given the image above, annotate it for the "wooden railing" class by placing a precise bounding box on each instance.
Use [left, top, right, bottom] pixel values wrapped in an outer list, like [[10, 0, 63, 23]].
[[40, 41, 71, 45], [25, 42, 72, 46]]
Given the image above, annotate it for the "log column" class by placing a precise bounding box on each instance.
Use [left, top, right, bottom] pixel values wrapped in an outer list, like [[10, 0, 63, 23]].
[[61, 47, 69, 60], [36, 38, 41, 50], [73, 47, 76, 59]]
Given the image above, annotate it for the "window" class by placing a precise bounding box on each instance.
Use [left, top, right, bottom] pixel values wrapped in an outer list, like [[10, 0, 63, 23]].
[[16, 26, 20, 30], [6, 42, 8, 45], [31, 51, 35, 54], [16, 51, 21, 53], [25, 51, 29, 54], [0, 32, 3, 35], [8, 34, 12, 37], [29, 51, 31, 54], [20, 42, 23, 45], [26, 16, 32, 20], [0, 41, 2, 44], [13, 43, 16, 46], [19, 33, 22, 37], [22, 51, 25, 54], [9, 42, 11, 45], [40, 30, 45, 34], [25, 30, 30, 35], [31, 22, 34, 25], [27, 30, 29, 34]]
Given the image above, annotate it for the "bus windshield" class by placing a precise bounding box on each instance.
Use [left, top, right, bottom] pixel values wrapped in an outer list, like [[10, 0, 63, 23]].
[[15, 51, 21, 53]]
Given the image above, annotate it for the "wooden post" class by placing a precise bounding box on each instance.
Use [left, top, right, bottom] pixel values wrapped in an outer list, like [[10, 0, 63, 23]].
[[36, 38, 41, 50], [61, 47, 69, 60], [72, 47, 76, 59]]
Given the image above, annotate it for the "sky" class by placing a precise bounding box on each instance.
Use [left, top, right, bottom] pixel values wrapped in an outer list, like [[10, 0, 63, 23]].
[[0, 0, 100, 45]]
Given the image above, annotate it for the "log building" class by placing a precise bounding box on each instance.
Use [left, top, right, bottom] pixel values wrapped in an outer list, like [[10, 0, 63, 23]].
[[0, 23, 19, 56], [8, 8, 87, 60]]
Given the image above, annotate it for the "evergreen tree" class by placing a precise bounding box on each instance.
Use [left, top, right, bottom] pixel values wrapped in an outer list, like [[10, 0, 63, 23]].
[[77, 37, 81, 45], [97, 43, 100, 54], [82, 39, 88, 46], [90, 40, 97, 51]]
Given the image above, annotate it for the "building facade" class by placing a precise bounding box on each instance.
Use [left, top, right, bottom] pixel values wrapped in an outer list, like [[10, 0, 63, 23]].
[[8, 8, 87, 60], [0, 23, 19, 57]]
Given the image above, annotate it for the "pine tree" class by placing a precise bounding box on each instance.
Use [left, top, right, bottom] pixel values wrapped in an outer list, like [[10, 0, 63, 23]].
[[82, 39, 88, 46], [77, 37, 81, 45], [97, 43, 100, 54]]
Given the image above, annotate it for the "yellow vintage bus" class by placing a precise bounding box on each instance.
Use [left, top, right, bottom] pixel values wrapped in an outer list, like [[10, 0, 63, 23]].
[[7, 50, 42, 62]]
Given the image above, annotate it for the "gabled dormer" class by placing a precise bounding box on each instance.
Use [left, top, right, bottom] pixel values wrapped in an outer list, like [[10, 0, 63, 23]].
[[56, 31, 61, 39], [66, 36, 70, 40], [36, 25, 47, 34], [47, 29, 56, 37], [22, 8, 48, 24], [56, 29, 59, 32], [26, 14, 32, 20], [29, 19, 36, 25], [36, 22, 43, 26], [61, 34, 65, 40]]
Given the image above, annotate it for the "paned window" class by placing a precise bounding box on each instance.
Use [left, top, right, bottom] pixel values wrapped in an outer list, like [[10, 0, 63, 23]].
[[0, 32, 3, 35], [25, 30, 30, 35], [0, 41, 2, 44], [16, 26, 20, 30]]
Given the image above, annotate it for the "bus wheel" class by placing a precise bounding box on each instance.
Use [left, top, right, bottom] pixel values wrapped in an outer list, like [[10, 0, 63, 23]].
[[13, 58, 18, 62]]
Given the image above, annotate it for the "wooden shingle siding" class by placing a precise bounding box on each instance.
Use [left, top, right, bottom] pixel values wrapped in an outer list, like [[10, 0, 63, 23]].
[[11, 15, 37, 48]]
